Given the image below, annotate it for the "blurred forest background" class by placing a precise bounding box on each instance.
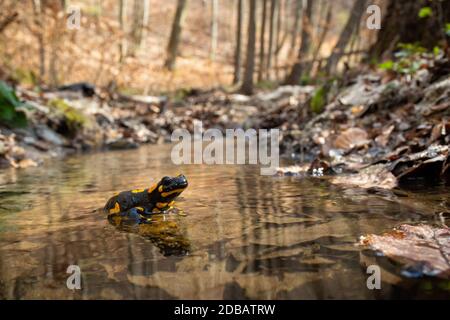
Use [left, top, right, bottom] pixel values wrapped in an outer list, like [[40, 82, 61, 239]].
[[0, 0, 447, 94]]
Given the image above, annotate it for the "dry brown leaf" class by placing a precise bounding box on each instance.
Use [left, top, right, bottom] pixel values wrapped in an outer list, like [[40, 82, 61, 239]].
[[331, 164, 397, 189], [360, 224, 450, 279], [375, 124, 395, 147], [334, 128, 370, 151]]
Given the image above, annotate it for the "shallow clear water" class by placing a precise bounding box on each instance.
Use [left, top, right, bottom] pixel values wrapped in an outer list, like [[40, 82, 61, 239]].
[[0, 144, 449, 299]]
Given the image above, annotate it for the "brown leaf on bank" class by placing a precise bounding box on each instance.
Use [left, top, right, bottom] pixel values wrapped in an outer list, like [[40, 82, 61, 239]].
[[429, 119, 449, 144], [375, 124, 395, 147], [360, 224, 450, 279], [422, 102, 450, 117], [331, 164, 397, 189], [333, 128, 370, 151], [389, 144, 449, 180]]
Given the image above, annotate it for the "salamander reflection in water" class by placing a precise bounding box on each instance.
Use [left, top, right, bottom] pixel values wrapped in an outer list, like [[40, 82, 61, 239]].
[[104, 175, 190, 255], [108, 211, 191, 256]]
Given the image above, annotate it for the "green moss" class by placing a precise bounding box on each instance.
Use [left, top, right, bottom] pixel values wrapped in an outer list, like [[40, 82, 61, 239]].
[[48, 99, 89, 135], [310, 85, 327, 114], [11, 68, 38, 86], [255, 80, 278, 90]]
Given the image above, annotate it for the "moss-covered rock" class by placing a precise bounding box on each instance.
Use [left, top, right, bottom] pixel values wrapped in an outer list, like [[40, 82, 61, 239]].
[[47, 98, 90, 138]]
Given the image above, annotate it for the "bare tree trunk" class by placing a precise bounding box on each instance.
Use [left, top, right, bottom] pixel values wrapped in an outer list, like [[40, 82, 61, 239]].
[[284, 0, 312, 85], [266, 0, 277, 80], [129, 0, 147, 55], [369, 0, 450, 60], [233, 0, 243, 84], [32, 0, 46, 83], [274, 0, 281, 80], [310, 1, 332, 74], [140, 0, 150, 50], [118, 0, 128, 62], [240, 0, 256, 95], [289, 0, 302, 55], [49, 1, 66, 87], [164, 0, 188, 71], [324, 0, 367, 75], [210, 0, 219, 61], [258, 0, 268, 82]]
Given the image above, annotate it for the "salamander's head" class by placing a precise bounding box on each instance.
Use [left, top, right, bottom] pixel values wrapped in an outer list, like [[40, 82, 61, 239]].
[[149, 174, 188, 206]]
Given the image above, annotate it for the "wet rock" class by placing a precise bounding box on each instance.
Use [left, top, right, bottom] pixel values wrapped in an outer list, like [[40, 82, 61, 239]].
[[106, 138, 139, 150], [57, 82, 96, 97], [34, 125, 67, 146]]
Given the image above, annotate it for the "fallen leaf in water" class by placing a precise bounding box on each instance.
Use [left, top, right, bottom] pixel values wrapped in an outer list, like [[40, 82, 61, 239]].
[[275, 164, 310, 176], [360, 224, 450, 279], [331, 164, 397, 189], [17, 158, 38, 168], [334, 128, 370, 151]]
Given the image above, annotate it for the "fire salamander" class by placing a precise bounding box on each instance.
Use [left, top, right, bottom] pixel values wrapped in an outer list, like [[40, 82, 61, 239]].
[[104, 174, 188, 215]]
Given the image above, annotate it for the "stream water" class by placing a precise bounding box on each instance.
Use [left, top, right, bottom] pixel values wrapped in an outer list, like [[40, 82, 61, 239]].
[[0, 144, 449, 299]]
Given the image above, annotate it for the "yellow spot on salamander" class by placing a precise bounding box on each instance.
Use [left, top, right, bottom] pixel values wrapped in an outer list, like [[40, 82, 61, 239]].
[[131, 189, 145, 193], [158, 185, 164, 192], [156, 202, 168, 209], [161, 188, 185, 197], [152, 208, 161, 213], [147, 183, 157, 194], [168, 201, 175, 206], [135, 207, 145, 212], [109, 202, 121, 214]]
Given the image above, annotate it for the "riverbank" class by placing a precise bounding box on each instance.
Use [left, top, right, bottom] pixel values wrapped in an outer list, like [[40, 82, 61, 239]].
[[1, 55, 449, 188]]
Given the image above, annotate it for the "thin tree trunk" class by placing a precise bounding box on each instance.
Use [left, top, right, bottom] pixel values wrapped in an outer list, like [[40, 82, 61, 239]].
[[266, 0, 277, 80], [129, 0, 146, 55], [289, 0, 302, 55], [32, 0, 46, 83], [324, 0, 367, 75], [118, 0, 128, 62], [284, 0, 312, 85], [233, 0, 243, 84], [274, 0, 281, 80], [49, 2, 66, 87], [141, 0, 150, 50], [258, 0, 268, 82], [310, 1, 332, 74], [164, 0, 188, 71], [240, 0, 257, 95], [210, 0, 219, 61]]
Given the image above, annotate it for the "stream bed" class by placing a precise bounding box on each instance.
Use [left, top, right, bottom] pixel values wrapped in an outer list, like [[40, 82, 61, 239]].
[[0, 144, 449, 299]]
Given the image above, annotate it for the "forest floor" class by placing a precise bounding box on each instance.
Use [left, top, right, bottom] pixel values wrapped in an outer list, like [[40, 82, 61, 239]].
[[1, 55, 449, 190]]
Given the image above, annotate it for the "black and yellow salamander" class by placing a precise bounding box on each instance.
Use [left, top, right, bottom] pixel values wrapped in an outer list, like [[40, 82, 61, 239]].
[[104, 174, 188, 215]]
